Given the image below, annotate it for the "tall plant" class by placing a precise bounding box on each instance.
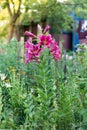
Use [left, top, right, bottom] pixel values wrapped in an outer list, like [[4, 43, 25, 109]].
[[24, 25, 61, 130]]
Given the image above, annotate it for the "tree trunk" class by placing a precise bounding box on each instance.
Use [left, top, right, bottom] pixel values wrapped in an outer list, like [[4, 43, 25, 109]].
[[6, 0, 22, 43], [7, 24, 15, 43]]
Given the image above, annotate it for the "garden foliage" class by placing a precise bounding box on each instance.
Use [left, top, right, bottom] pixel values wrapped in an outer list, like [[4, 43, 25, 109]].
[[0, 27, 87, 130]]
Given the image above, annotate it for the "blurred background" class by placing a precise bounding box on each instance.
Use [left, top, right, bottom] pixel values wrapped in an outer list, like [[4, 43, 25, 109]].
[[0, 0, 87, 50]]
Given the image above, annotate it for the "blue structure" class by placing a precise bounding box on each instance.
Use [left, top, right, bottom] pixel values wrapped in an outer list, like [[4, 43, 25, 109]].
[[72, 32, 79, 51], [71, 13, 85, 51]]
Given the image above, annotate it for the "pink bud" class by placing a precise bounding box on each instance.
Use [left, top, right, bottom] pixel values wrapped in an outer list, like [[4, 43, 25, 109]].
[[43, 25, 51, 33], [25, 31, 36, 38]]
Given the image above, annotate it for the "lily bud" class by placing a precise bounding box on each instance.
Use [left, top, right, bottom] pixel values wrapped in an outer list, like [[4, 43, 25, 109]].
[[25, 31, 36, 38], [43, 25, 51, 33]]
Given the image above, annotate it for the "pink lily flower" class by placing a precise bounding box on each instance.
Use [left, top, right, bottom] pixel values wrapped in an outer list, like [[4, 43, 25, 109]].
[[25, 42, 42, 63], [50, 40, 61, 60], [38, 34, 52, 48], [24, 40, 33, 49]]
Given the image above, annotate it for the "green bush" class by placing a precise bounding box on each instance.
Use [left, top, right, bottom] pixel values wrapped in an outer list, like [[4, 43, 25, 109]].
[[0, 40, 87, 130]]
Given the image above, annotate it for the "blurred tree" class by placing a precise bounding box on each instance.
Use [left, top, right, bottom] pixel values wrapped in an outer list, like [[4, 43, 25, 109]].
[[67, 0, 87, 18], [0, 2, 9, 42], [0, 0, 22, 43], [1, 0, 87, 43], [7, 0, 22, 42], [46, 0, 72, 34], [22, 0, 73, 34]]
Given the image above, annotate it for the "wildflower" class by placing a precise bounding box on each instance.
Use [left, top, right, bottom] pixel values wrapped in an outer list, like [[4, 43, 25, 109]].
[[65, 54, 73, 60], [25, 31, 36, 38], [43, 25, 51, 34], [5, 79, 10, 83], [38, 34, 52, 48], [5, 83, 12, 88], [0, 73, 6, 81], [20, 71, 26, 76], [25, 42, 42, 63]]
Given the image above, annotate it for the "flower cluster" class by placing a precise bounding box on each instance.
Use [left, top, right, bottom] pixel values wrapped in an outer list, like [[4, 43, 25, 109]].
[[24, 25, 61, 63]]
